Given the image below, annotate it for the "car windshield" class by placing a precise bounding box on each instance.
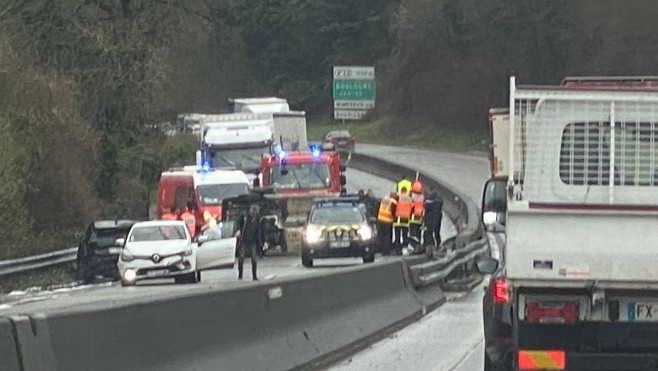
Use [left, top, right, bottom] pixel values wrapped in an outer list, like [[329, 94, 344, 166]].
[[270, 163, 330, 189], [197, 183, 249, 205], [310, 206, 364, 224], [129, 225, 187, 242], [91, 228, 131, 247], [211, 146, 269, 172]]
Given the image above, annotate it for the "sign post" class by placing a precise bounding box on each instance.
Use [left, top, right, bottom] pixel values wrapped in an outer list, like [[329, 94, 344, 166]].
[[333, 66, 376, 121]]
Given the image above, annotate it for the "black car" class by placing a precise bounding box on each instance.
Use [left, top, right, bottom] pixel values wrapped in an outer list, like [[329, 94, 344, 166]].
[[322, 130, 355, 153], [77, 220, 138, 283], [477, 179, 513, 370], [301, 196, 376, 267]]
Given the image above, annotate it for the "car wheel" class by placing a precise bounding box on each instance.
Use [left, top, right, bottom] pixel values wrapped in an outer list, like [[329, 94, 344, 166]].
[[301, 255, 313, 268], [484, 352, 511, 371], [176, 272, 199, 284], [363, 253, 375, 264]]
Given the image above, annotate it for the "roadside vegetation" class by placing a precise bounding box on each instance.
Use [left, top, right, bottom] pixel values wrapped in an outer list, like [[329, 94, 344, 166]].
[[0, 0, 657, 260]]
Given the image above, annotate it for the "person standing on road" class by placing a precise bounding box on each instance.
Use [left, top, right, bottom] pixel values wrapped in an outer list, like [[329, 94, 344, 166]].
[[377, 192, 397, 255], [423, 191, 444, 249], [235, 204, 263, 281], [393, 186, 413, 255], [162, 205, 179, 220], [409, 180, 425, 253], [180, 202, 197, 239]]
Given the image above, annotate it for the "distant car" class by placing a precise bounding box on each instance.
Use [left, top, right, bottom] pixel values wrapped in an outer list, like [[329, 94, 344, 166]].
[[116, 220, 237, 286], [323, 130, 355, 153], [76, 219, 138, 283], [301, 196, 376, 267]]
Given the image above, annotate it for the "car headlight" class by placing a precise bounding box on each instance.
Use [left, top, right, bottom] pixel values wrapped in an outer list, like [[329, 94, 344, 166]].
[[120, 252, 135, 262], [357, 225, 372, 240], [304, 225, 323, 243]]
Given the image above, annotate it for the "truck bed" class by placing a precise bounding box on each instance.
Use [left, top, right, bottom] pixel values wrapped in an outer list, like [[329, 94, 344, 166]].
[[506, 201, 658, 285]]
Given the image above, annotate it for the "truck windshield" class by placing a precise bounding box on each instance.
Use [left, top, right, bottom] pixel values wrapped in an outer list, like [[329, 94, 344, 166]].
[[211, 146, 270, 172], [270, 163, 330, 189], [196, 183, 249, 205]]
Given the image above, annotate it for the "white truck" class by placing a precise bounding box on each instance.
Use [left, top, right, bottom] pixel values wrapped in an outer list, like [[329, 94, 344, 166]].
[[479, 76, 658, 370]]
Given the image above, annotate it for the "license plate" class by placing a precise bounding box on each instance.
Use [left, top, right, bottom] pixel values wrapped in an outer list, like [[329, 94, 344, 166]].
[[628, 302, 658, 321], [107, 247, 122, 254], [146, 270, 168, 278], [330, 240, 350, 248]]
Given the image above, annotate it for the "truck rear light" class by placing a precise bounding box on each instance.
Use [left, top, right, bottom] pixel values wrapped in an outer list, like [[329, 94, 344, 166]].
[[518, 350, 565, 370], [493, 278, 509, 303], [525, 301, 579, 324]]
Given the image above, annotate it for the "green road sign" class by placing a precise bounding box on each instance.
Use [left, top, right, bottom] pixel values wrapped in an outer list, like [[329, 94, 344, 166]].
[[332, 79, 376, 100]]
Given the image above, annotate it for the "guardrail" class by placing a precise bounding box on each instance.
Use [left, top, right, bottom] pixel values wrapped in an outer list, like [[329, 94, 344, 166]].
[[0, 248, 77, 277]]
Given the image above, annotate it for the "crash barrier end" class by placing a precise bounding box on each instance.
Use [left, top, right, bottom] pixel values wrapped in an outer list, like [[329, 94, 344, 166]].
[[5, 260, 445, 371]]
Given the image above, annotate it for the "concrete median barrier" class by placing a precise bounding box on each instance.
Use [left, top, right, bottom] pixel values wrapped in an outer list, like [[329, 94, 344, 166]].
[[4, 260, 443, 371], [0, 317, 20, 371]]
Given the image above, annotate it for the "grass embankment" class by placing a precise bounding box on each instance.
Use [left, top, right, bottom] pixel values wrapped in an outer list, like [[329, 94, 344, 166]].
[[0, 265, 77, 294], [307, 116, 488, 153]]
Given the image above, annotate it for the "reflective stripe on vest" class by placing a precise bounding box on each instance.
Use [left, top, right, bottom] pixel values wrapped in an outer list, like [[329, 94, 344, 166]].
[[395, 194, 412, 220], [377, 197, 395, 224]]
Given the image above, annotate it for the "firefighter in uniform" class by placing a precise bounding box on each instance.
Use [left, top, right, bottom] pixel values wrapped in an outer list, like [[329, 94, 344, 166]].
[[180, 202, 197, 239], [393, 186, 413, 255], [162, 205, 178, 220], [377, 192, 397, 255], [409, 180, 425, 253]]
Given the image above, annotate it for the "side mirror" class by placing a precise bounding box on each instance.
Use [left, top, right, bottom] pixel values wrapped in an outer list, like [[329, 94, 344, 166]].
[[475, 257, 499, 274], [197, 235, 210, 244], [368, 217, 377, 224], [482, 211, 498, 226], [253, 178, 260, 187], [115, 238, 125, 247], [195, 150, 202, 166], [74, 232, 85, 242], [340, 175, 347, 186], [339, 165, 347, 172]]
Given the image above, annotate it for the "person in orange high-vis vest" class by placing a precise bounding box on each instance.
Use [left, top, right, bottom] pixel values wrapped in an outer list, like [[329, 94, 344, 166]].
[[377, 192, 397, 256], [409, 180, 425, 253], [161, 205, 178, 220], [180, 202, 197, 239], [393, 186, 413, 254]]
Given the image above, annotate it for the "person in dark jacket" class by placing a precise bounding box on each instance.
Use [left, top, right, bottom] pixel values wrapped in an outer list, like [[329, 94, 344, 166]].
[[235, 204, 263, 280], [423, 191, 444, 249]]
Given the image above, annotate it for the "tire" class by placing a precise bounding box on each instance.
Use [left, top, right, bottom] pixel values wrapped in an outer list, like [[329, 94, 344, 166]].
[[176, 272, 199, 284], [484, 352, 511, 371], [363, 253, 375, 264], [301, 255, 313, 268]]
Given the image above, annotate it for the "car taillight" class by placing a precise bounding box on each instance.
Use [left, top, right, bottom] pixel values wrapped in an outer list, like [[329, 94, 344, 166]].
[[493, 278, 509, 303], [525, 301, 579, 324]]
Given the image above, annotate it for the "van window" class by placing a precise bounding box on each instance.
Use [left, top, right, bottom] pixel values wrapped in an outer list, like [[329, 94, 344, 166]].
[[175, 185, 194, 209]]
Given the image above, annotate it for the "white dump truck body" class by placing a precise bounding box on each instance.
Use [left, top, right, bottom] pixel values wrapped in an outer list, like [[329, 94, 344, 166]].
[[505, 78, 658, 288]]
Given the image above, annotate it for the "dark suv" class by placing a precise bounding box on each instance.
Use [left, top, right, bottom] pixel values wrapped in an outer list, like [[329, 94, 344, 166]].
[[301, 196, 376, 267], [77, 220, 138, 283]]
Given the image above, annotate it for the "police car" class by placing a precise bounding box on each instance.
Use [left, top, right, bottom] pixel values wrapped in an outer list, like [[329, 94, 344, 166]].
[[301, 196, 376, 267]]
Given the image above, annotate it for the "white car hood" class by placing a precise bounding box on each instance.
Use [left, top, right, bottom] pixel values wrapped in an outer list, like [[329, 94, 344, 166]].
[[124, 240, 191, 256]]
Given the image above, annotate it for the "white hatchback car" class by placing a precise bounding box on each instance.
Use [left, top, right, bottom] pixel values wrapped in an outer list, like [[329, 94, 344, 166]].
[[116, 220, 236, 286]]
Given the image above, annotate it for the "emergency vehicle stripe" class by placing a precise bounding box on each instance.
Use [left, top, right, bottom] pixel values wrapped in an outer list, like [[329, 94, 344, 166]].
[[517, 350, 565, 370]]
